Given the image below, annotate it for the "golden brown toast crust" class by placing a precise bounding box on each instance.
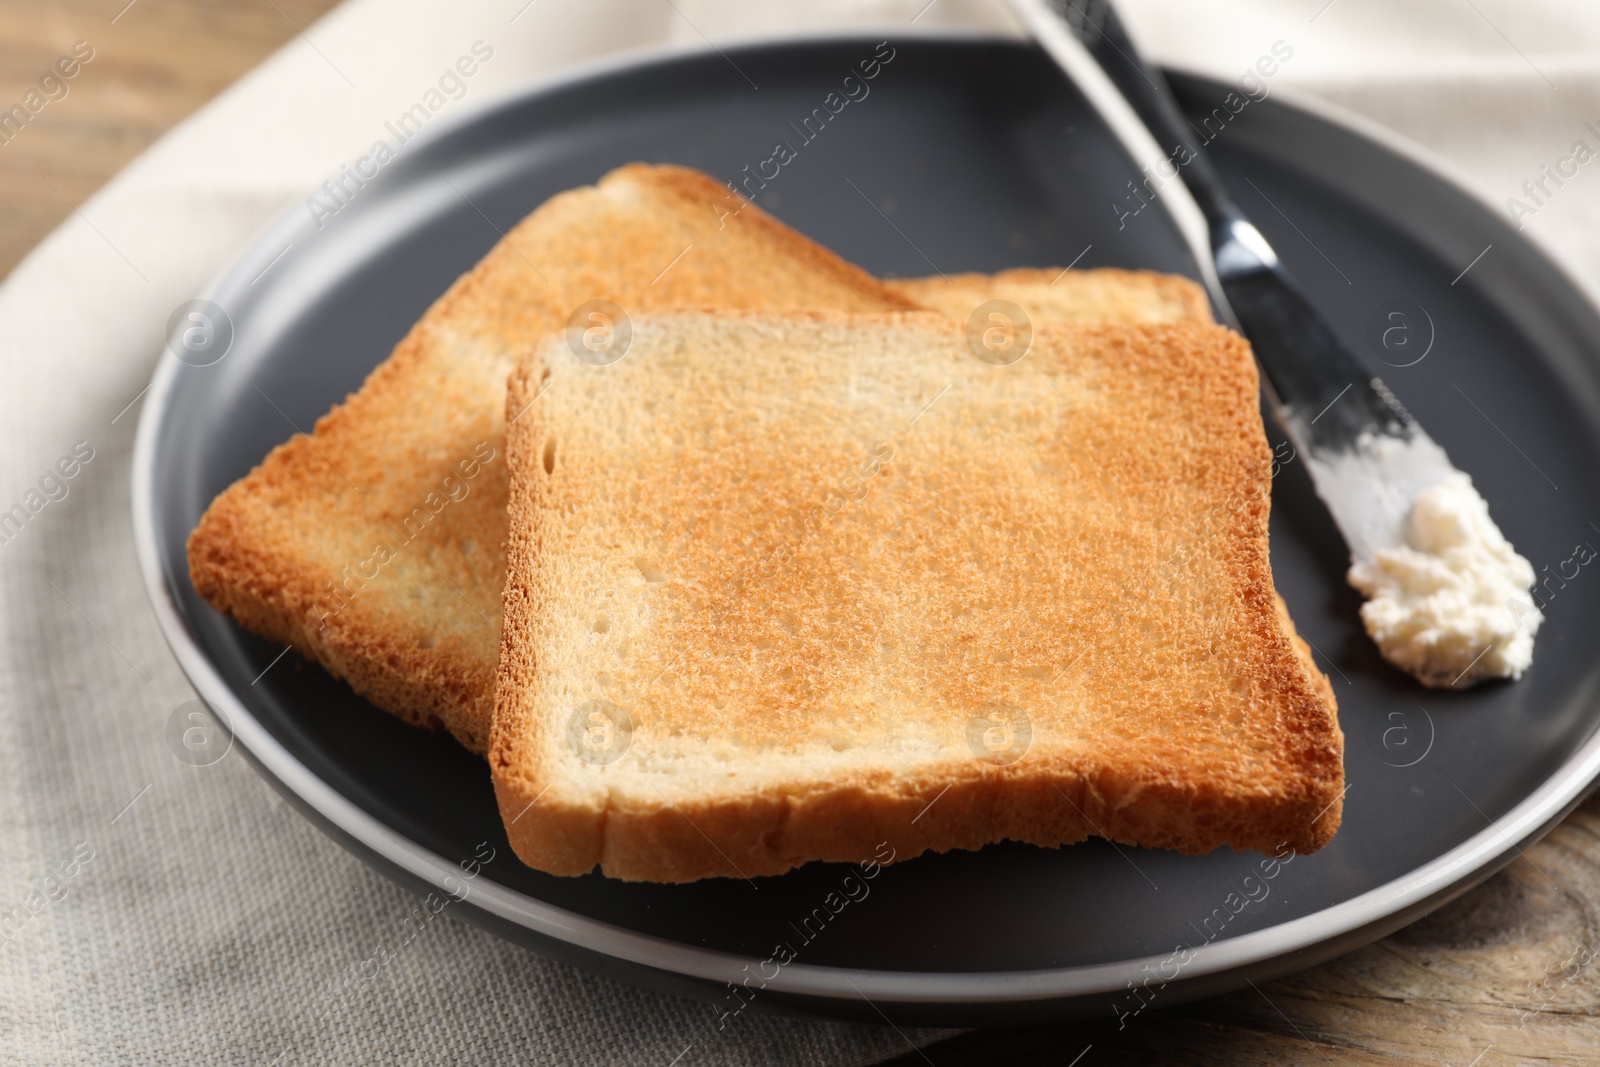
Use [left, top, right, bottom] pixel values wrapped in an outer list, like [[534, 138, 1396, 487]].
[[889, 267, 1214, 326], [187, 165, 918, 752], [492, 312, 1344, 882]]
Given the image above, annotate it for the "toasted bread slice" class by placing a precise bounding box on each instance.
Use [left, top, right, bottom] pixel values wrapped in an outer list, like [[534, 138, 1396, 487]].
[[187, 158, 1223, 755], [890, 266, 1213, 326], [492, 311, 1343, 882], [186, 165, 918, 753]]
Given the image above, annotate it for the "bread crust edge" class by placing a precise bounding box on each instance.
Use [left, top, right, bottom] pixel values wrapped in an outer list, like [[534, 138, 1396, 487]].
[[491, 314, 1345, 883]]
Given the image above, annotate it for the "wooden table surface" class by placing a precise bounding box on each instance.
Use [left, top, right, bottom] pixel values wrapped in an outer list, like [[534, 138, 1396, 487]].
[[7, 2, 1597, 1063]]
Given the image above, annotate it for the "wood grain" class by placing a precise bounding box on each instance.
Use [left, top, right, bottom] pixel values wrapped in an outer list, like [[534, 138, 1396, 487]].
[[885, 792, 1600, 1065], [0, 0, 338, 281], [5, 6, 1596, 1064]]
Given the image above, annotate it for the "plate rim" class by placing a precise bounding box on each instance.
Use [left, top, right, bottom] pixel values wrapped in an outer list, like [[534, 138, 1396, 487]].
[[131, 30, 1600, 1009]]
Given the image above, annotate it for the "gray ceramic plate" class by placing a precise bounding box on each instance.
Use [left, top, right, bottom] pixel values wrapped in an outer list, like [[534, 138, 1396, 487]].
[[133, 33, 1600, 1025]]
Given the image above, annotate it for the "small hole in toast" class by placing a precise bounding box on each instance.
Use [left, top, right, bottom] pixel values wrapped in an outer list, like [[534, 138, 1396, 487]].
[[633, 557, 670, 584], [541, 437, 557, 475]]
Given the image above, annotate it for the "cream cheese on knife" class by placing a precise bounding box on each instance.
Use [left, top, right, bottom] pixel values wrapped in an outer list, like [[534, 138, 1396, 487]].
[[1348, 473, 1541, 687]]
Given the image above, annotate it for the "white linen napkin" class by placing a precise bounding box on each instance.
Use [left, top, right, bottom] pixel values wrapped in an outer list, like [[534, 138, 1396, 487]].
[[1, 0, 1594, 1061]]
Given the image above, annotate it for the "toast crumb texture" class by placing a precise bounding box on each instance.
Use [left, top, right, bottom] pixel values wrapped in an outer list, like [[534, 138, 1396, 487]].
[[491, 312, 1344, 882], [186, 163, 1227, 756], [185, 165, 917, 753], [890, 267, 1213, 327]]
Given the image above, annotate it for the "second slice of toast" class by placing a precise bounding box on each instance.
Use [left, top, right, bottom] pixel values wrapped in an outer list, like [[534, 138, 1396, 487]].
[[492, 311, 1343, 882], [890, 266, 1212, 325]]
